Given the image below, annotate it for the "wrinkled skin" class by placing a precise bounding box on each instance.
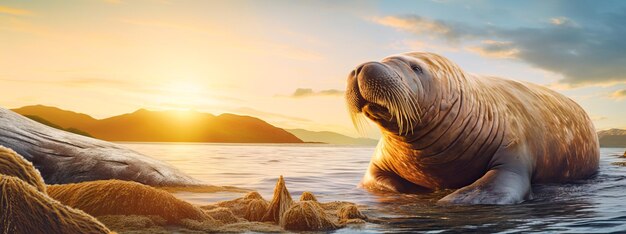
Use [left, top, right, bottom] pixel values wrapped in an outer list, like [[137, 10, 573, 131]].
[[346, 52, 599, 204]]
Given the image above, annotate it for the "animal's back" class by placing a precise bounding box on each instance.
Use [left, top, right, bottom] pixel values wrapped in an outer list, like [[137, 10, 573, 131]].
[[477, 75, 599, 182]]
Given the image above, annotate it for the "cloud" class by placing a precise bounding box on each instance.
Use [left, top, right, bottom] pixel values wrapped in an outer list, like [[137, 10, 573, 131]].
[[466, 40, 519, 58], [290, 88, 344, 98], [609, 89, 626, 100], [372, 16, 478, 43], [0, 78, 133, 88], [549, 17, 577, 27], [373, 9, 626, 87], [0, 5, 33, 16]]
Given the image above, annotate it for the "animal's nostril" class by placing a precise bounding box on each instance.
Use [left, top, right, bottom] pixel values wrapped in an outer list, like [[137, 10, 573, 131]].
[[355, 64, 364, 76]]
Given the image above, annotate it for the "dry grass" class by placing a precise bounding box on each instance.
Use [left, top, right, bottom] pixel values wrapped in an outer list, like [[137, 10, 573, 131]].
[[0, 175, 110, 233], [203, 207, 241, 224], [337, 204, 367, 221], [244, 198, 269, 221], [97, 215, 169, 233], [280, 201, 340, 231], [0, 146, 46, 193], [46, 179, 209, 224], [261, 175, 293, 222], [299, 191, 318, 202]]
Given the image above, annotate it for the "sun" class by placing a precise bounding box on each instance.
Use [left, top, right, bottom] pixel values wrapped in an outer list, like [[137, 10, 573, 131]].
[[154, 80, 209, 111], [166, 81, 204, 94]]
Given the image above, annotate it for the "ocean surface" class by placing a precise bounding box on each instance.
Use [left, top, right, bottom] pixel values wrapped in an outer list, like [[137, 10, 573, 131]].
[[121, 143, 626, 233]]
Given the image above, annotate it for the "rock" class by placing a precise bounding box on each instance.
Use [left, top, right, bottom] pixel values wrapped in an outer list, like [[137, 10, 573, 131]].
[[280, 201, 339, 231], [0, 107, 198, 186], [0, 175, 110, 233], [300, 191, 318, 202], [0, 145, 46, 193], [46, 179, 208, 224], [261, 175, 294, 222]]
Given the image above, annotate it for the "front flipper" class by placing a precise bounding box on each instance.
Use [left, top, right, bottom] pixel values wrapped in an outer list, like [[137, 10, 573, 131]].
[[361, 163, 428, 193], [439, 144, 533, 205], [438, 168, 531, 204]]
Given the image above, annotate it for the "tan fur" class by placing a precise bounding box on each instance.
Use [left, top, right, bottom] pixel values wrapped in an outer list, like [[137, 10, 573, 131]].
[[0, 146, 46, 193]]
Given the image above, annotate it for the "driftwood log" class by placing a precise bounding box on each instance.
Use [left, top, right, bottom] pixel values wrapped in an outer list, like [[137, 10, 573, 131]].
[[0, 107, 199, 186]]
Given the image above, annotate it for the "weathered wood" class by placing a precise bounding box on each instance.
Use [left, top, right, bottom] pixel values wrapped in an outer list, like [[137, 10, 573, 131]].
[[0, 107, 199, 186]]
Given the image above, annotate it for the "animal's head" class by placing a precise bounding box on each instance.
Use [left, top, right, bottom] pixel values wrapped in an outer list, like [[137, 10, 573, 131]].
[[346, 52, 461, 136]]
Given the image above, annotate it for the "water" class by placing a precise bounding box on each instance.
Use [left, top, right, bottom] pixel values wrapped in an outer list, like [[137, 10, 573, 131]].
[[121, 143, 626, 233]]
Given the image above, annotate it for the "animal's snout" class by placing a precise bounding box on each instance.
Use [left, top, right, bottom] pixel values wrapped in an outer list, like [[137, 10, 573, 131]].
[[355, 62, 389, 85]]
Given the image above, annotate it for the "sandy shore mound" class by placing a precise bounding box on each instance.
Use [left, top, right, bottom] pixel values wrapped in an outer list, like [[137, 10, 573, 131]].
[[0, 146, 46, 193], [0, 175, 111, 233], [47, 179, 209, 224]]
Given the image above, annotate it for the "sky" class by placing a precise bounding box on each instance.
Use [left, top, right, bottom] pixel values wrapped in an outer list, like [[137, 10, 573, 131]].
[[1, 0, 625, 138]]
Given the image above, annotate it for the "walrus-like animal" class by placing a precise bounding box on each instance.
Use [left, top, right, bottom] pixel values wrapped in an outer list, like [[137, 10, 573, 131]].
[[0, 107, 199, 186], [346, 52, 599, 204]]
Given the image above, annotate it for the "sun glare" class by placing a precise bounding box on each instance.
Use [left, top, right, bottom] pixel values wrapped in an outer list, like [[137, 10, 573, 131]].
[[153, 80, 212, 111]]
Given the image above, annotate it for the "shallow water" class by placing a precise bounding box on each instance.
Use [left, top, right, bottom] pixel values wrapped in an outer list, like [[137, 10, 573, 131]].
[[122, 143, 626, 233]]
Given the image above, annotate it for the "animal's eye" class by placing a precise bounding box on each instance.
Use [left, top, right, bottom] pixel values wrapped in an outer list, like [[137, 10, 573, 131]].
[[411, 65, 423, 73]]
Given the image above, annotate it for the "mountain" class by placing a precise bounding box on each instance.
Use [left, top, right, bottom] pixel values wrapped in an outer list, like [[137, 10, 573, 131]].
[[286, 128, 378, 145], [12, 105, 303, 143], [597, 128, 626, 147], [22, 115, 93, 137], [12, 105, 98, 130]]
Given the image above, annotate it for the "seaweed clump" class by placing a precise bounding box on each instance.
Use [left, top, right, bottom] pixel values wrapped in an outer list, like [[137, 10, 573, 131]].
[[0, 146, 46, 193], [46, 179, 209, 224], [207, 175, 368, 231], [0, 175, 111, 233]]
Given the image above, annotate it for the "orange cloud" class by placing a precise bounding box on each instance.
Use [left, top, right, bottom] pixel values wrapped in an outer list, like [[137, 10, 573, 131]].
[[0, 6, 33, 16], [466, 40, 520, 59], [609, 89, 626, 100]]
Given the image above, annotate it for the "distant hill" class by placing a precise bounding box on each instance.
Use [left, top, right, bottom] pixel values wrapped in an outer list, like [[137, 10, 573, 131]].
[[12, 105, 303, 143], [23, 115, 93, 137], [598, 128, 626, 147], [13, 105, 98, 130], [286, 128, 378, 145]]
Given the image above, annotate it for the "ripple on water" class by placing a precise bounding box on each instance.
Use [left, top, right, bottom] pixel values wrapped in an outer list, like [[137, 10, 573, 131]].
[[121, 143, 626, 233]]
